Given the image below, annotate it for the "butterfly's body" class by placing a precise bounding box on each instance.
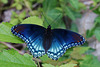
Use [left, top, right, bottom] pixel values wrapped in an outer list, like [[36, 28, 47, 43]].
[[43, 25, 52, 52], [11, 24, 85, 60]]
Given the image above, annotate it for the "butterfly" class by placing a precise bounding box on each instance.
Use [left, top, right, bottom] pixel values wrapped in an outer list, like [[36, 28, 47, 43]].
[[11, 24, 85, 60]]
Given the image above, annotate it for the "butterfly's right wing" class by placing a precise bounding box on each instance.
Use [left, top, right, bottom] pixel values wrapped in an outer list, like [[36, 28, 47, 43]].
[[11, 24, 46, 58], [47, 29, 85, 60]]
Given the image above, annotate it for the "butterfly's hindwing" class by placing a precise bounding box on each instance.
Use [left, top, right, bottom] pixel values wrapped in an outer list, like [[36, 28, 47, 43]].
[[47, 36, 66, 60], [27, 34, 45, 58]]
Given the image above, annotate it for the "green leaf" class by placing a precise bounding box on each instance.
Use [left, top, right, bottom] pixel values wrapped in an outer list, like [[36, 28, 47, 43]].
[[19, 11, 26, 19], [42, 64, 55, 67], [1, 0, 8, 4], [95, 16, 100, 23], [70, 47, 90, 59], [78, 2, 86, 10], [11, 3, 17, 7], [43, 0, 57, 13], [0, 22, 24, 43], [64, 48, 73, 56], [37, 0, 44, 3], [43, 9, 65, 29], [90, 6, 100, 14], [80, 55, 100, 67], [60, 63, 77, 67], [40, 55, 50, 62], [69, 0, 79, 9], [11, 11, 18, 18], [21, 16, 43, 26], [65, 7, 76, 20], [42, 63, 77, 67], [70, 23, 78, 33], [10, 18, 19, 25], [0, 43, 8, 51], [16, 4, 22, 10], [25, 0, 32, 9], [0, 49, 37, 67], [40, 55, 70, 66], [94, 27, 100, 41], [85, 48, 95, 54], [86, 29, 94, 38], [93, 0, 100, 3]]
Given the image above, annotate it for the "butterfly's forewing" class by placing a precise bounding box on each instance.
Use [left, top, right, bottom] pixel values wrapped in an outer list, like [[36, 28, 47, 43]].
[[47, 29, 85, 60], [11, 24, 46, 57]]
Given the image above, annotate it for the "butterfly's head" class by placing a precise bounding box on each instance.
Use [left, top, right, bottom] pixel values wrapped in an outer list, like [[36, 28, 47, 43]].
[[45, 25, 51, 34], [47, 25, 51, 29]]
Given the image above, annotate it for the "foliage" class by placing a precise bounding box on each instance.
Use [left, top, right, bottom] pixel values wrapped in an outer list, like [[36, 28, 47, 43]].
[[10, 11, 26, 25], [70, 23, 78, 32], [42, 63, 77, 67], [94, 27, 100, 41], [86, 0, 100, 41], [0, 43, 8, 51], [0, 0, 8, 4], [80, 55, 100, 67], [70, 47, 90, 59], [42, 0, 85, 29], [21, 16, 43, 26], [0, 0, 100, 67], [86, 15, 100, 41], [0, 49, 37, 67], [0, 22, 23, 43]]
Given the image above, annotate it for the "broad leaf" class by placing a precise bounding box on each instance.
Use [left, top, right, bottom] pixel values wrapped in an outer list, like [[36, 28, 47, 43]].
[[65, 7, 76, 20], [60, 63, 77, 67], [0, 22, 24, 43], [42, 64, 55, 67], [69, 0, 79, 9], [1, 0, 8, 4], [43, 0, 57, 13], [40, 54, 70, 66], [95, 16, 100, 23], [40, 55, 50, 62], [10, 18, 19, 25], [80, 55, 100, 67], [70, 47, 90, 59], [94, 27, 100, 41], [42, 63, 77, 67], [43, 9, 65, 29], [70, 23, 78, 33], [86, 29, 94, 38], [0, 43, 8, 51], [0, 49, 37, 67], [21, 16, 43, 26]]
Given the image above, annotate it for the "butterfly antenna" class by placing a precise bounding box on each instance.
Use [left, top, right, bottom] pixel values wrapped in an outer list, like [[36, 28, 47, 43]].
[[50, 13, 61, 26], [41, 13, 50, 25]]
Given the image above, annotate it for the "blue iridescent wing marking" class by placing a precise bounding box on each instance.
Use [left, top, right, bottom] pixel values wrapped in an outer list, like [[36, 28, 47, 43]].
[[47, 29, 85, 60], [11, 24, 46, 58]]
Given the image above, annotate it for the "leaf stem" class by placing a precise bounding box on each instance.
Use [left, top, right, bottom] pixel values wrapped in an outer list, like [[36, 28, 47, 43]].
[[0, 42, 24, 55]]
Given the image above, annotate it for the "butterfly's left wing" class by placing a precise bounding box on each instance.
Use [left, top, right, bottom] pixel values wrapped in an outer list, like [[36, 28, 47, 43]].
[[11, 24, 46, 58], [47, 29, 85, 60]]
